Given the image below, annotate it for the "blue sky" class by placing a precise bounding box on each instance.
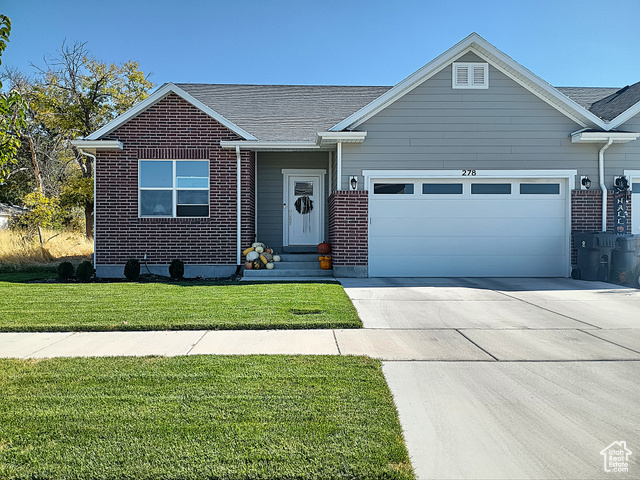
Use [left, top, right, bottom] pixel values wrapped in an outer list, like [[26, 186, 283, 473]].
[[3, 0, 640, 89]]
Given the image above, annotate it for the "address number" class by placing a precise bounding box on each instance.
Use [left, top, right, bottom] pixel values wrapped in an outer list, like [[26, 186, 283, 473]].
[[462, 169, 477, 176]]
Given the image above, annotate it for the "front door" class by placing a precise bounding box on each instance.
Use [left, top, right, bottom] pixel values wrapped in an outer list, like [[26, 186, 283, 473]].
[[283, 171, 324, 246]]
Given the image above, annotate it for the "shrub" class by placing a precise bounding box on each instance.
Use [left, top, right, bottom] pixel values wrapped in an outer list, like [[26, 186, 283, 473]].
[[76, 260, 94, 283], [169, 259, 185, 279], [124, 258, 140, 281], [9, 192, 64, 237], [57, 261, 75, 280]]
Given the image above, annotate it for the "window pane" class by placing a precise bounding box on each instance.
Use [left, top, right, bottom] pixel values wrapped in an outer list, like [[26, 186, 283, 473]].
[[176, 161, 208, 177], [177, 177, 208, 188], [471, 183, 511, 194], [422, 183, 463, 194], [374, 183, 414, 194], [140, 161, 172, 188], [294, 182, 313, 196], [140, 190, 172, 216], [177, 204, 209, 217], [633, 183, 640, 194], [520, 183, 560, 194], [177, 190, 209, 205]]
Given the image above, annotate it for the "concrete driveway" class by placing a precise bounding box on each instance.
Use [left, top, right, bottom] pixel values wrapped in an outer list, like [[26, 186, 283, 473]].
[[339, 277, 640, 479]]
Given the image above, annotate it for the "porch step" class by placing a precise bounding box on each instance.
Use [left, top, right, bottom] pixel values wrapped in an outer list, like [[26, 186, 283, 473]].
[[278, 253, 320, 262], [242, 252, 333, 280]]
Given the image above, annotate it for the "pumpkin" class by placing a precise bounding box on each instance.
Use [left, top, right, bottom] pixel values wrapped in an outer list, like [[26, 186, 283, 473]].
[[318, 242, 331, 254], [263, 252, 273, 262], [242, 247, 254, 256], [252, 242, 264, 248], [273, 255, 281, 262], [255, 246, 264, 253], [266, 263, 274, 270], [265, 248, 272, 254], [253, 261, 261, 270], [246, 251, 260, 262], [320, 255, 332, 270], [259, 254, 268, 265], [244, 261, 253, 270]]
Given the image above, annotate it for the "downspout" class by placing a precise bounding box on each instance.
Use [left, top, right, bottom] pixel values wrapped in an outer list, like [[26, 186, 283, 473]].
[[599, 138, 613, 232], [236, 145, 242, 265], [336, 142, 342, 190], [77, 148, 97, 269], [254, 151, 258, 242]]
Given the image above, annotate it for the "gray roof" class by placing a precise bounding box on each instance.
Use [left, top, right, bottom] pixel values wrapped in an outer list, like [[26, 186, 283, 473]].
[[176, 84, 392, 141], [557, 84, 640, 121]]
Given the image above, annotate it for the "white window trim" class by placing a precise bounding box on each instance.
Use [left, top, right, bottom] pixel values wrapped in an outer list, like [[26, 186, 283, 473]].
[[138, 159, 210, 218], [452, 62, 489, 89]]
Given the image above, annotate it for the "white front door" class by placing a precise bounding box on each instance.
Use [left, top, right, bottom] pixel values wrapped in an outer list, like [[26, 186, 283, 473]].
[[283, 170, 324, 246]]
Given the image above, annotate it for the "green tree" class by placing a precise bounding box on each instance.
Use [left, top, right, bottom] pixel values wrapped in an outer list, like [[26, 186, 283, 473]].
[[0, 15, 27, 178]]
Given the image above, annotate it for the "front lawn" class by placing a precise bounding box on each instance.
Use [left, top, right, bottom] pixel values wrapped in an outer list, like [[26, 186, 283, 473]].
[[0, 280, 361, 331], [0, 355, 414, 480]]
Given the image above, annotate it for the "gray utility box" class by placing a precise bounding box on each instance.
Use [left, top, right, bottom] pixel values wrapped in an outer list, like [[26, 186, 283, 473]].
[[611, 235, 640, 277], [573, 232, 618, 281]]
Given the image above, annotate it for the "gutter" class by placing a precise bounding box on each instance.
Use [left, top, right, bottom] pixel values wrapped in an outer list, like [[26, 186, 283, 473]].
[[76, 148, 97, 269], [598, 138, 613, 232], [236, 145, 242, 265]]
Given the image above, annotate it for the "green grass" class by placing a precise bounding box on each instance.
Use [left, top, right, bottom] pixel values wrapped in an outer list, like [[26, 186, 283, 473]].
[[0, 281, 362, 331], [0, 355, 414, 480]]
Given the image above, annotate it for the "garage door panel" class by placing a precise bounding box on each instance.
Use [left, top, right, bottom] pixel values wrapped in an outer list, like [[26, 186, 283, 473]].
[[370, 235, 566, 257], [371, 217, 566, 237], [368, 176, 569, 277], [369, 254, 567, 277]]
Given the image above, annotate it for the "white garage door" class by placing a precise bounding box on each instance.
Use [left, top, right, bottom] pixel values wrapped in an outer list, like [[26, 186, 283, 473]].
[[368, 177, 569, 277]]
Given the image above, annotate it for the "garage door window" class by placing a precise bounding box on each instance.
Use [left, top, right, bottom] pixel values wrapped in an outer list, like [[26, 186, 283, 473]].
[[471, 183, 511, 194], [374, 183, 414, 194], [520, 183, 560, 194], [422, 183, 463, 194]]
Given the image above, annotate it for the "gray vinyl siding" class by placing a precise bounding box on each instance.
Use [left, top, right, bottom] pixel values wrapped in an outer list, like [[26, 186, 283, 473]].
[[341, 52, 640, 190], [256, 151, 330, 250]]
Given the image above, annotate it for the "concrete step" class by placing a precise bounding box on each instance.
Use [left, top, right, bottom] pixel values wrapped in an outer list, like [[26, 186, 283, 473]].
[[278, 253, 320, 262], [273, 261, 322, 270], [242, 268, 334, 278]]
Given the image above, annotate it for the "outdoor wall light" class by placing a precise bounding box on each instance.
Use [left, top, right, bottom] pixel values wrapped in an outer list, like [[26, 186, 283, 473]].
[[615, 176, 629, 190], [581, 175, 592, 190], [350, 176, 358, 190]]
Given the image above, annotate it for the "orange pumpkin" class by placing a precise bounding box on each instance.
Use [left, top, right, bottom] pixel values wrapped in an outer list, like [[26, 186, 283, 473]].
[[318, 242, 331, 254], [320, 255, 332, 270], [245, 261, 253, 270]]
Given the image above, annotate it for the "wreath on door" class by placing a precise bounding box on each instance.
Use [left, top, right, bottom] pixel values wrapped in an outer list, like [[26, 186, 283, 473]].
[[294, 195, 313, 214]]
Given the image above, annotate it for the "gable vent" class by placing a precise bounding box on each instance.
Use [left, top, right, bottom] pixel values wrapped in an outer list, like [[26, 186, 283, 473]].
[[453, 62, 489, 89]]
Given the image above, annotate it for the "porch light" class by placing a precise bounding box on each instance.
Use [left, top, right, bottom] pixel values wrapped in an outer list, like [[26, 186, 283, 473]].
[[350, 176, 358, 190], [581, 176, 592, 190]]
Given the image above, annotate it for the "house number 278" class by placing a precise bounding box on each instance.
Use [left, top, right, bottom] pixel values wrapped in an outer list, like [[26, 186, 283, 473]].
[[462, 169, 477, 176]]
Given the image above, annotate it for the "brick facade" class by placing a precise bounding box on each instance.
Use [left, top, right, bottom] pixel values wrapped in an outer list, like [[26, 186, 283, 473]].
[[95, 93, 254, 268], [328, 191, 368, 268], [570, 189, 632, 264]]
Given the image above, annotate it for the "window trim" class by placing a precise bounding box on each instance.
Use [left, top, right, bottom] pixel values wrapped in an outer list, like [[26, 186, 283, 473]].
[[452, 62, 489, 89], [138, 159, 210, 218]]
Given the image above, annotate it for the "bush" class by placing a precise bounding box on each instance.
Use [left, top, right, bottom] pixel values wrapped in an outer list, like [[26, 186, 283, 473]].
[[76, 260, 94, 283], [169, 259, 184, 279], [57, 261, 75, 280], [124, 258, 140, 281], [9, 192, 64, 237]]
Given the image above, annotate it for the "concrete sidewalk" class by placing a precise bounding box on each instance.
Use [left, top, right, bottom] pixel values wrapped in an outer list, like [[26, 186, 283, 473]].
[[2, 327, 640, 361]]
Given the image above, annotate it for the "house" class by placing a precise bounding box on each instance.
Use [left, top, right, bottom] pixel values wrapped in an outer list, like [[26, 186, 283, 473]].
[[0, 203, 27, 229], [72, 33, 640, 278]]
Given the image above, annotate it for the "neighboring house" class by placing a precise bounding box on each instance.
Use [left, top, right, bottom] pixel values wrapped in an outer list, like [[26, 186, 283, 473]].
[[0, 203, 27, 229], [72, 33, 640, 278]]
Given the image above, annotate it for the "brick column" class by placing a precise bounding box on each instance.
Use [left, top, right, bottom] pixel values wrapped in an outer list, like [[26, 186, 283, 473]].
[[328, 191, 368, 277]]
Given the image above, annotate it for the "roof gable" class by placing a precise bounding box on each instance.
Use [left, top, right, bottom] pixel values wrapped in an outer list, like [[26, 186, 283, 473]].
[[330, 33, 638, 132], [87, 83, 258, 141]]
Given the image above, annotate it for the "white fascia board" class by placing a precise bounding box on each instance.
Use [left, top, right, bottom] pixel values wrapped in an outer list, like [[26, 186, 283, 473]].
[[330, 33, 607, 132], [220, 141, 321, 151], [70, 140, 123, 150], [606, 102, 640, 130], [316, 131, 367, 145], [571, 131, 640, 143], [86, 83, 257, 141]]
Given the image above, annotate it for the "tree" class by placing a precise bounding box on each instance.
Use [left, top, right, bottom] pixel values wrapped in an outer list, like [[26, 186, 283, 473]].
[[0, 15, 27, 178], [13, 41, 154, 237]]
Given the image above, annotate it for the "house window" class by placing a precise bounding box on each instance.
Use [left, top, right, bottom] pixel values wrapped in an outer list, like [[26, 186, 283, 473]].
[[139, 160, 209, 217], [452, 63, 489, 89]]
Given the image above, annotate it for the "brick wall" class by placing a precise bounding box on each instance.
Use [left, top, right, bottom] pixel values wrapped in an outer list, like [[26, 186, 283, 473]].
[[570, 189, 632, 264], [95, 92, 254, 265], [328, 191, 368, 266]]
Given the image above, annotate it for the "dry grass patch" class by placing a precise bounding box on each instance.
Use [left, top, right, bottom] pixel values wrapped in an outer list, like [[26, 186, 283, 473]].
[[0, 229, 93, 265]]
